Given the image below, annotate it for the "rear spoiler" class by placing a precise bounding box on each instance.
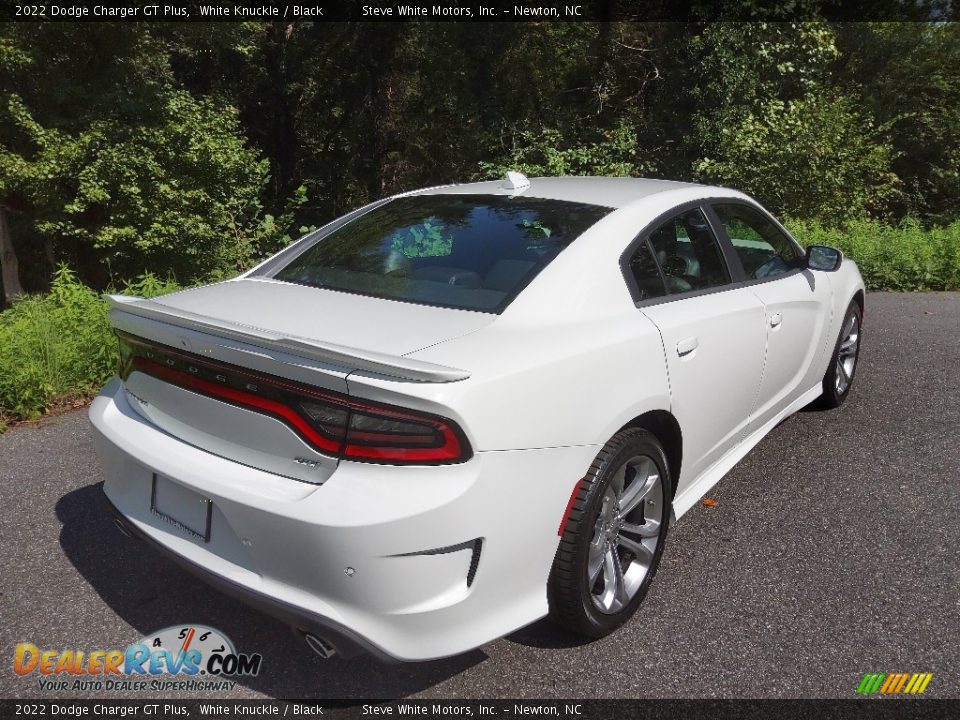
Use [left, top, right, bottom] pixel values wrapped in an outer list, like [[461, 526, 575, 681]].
[[106, 295, 471, 383]]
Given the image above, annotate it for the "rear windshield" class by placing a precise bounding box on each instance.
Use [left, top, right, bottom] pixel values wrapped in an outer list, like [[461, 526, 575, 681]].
[[272, 194, 612, 312]]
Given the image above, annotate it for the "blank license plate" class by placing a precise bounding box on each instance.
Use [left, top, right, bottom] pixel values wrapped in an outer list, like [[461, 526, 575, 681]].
[[150, 474, 212, 542]]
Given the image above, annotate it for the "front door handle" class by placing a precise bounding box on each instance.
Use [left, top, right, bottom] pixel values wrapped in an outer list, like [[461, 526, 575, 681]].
[[676, 336, 699, 357], [770, 312, 783, 328]]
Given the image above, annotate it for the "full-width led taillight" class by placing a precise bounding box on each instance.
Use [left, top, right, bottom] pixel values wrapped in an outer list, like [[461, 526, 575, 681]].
[[117, 333, 470, 464]]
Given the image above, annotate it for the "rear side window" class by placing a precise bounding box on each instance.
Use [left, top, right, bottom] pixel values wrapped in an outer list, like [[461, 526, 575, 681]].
[[626, 240, 668, 301], [646, 208, 731, 293], [273, 194, 612, 312], [713, 203, 802, 280]]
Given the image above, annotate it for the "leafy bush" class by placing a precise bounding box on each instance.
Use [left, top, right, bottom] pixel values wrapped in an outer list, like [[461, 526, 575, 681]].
[[2, 90, 290, 285], [696, 94, 896, 224], [787, 218, 960, 291], [690, 23, 898, 224], [0, 266, 180, 426], [479, 122, 655, 179]]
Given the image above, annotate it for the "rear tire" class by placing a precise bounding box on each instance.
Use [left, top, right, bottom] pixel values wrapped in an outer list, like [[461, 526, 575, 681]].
[[548, 428, 670, 638], [818, 300, 863, 409]]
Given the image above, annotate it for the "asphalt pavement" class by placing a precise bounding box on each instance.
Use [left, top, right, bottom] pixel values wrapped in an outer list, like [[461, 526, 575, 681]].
[[1, 291, 957, 700]]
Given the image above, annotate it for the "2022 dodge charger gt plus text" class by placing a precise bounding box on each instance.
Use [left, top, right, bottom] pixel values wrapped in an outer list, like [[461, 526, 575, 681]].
[[90, 174, 865, 661]]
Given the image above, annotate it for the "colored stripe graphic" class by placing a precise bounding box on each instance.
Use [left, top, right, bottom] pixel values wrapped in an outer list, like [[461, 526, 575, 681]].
[[879, 674, 897, 693], [857, 672, 933, 694], [857, 673, 886, 694]]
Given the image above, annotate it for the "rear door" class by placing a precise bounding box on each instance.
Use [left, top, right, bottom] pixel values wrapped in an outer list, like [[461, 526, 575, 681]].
[[625, 205, 767, 497], [709, 203, 833, 432]]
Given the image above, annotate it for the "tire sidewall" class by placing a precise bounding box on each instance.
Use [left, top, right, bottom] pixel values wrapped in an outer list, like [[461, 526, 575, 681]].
[[823, 301, 863, 407], [572, 431, 671, 636]]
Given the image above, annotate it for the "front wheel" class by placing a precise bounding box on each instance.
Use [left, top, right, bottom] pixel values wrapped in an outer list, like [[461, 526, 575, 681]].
[[818, 300, 863, 408], [548, 428, 670, 638]]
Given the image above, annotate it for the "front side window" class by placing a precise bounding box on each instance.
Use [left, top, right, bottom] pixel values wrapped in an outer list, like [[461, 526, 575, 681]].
[[712, 203, 802, 280], [646, 208, 731, 293], [273, 194, 612, 312]]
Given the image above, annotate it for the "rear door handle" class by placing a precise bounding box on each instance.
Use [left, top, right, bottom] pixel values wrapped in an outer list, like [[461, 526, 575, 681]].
[[770, 312, 783, 328], [676, 336, 699, 357]]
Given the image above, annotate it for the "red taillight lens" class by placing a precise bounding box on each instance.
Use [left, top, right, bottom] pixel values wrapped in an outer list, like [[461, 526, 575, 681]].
[[118, 333, 470, 465], [342, 404, 465, 462]]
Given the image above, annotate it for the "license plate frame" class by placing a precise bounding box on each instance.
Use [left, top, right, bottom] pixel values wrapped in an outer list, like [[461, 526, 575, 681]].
[[150, 473, 212, 543]]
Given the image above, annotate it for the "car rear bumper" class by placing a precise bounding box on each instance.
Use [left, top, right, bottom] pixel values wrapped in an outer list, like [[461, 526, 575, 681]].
[[103, 492, 387, 660], [89, 378, 599, 661]]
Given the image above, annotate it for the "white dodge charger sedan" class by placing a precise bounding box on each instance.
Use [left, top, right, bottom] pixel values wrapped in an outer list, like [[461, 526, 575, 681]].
[[90, 175, 865, 661]]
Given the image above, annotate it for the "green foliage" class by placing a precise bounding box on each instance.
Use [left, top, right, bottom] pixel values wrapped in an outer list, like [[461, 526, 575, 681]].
[[690, 22, 897, 222], [390, 219, 453, 258], [121, 272, 184, 299], [787, 218, 960, 291], [0, 266, 180, 425], [2, 91, 277, 283], [691, 22, 841, 119], [0, 266, 112, 421], [834, 23, 960, 224], [0, 23, 304, 293], [480, 122, 654, 179], [696, 94, 896, 223], [4, 20, 960, 296]]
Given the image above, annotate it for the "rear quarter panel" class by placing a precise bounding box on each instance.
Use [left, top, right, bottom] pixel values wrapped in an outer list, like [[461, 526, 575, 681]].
[[356, 311, 671, 452]]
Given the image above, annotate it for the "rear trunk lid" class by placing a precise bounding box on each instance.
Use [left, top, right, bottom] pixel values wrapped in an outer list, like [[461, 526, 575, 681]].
[[109, 278, 489, 483], [135, 277, 493, 360]]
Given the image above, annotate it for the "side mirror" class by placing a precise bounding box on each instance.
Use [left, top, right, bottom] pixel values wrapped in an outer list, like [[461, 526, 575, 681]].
[[805, 245, 842, 272]]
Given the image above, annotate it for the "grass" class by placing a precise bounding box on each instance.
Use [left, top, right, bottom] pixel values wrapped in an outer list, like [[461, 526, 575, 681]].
[[0, 266, 180, 428], [0, 217, 957, 429], [787, 218, 960, 292]]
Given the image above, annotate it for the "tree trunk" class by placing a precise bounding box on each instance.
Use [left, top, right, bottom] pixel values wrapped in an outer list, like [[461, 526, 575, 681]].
[[0, 206, 25, 305], [44, 236, 56, 268], [264, 22, 299, 210]]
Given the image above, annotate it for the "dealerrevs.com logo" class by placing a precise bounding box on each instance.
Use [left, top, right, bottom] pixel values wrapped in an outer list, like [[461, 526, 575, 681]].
[[14, 625, 262, 692]]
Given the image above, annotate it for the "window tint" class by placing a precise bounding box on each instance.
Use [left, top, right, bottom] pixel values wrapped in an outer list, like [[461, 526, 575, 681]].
[[273, 194, 612, 312], [627, 240, 667, 301], [646, 208, 731, 293], [713, 203, 801, 280]]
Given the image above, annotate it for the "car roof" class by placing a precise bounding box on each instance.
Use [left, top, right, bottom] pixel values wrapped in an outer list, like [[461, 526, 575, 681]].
[[405, 176, 710, 210]]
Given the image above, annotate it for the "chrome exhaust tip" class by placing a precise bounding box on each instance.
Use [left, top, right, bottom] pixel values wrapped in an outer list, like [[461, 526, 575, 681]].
[[303, 632, 338, 660]]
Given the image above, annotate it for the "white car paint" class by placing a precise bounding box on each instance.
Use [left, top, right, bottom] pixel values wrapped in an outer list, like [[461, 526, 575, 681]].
[[89, 176, 865, 661], [640, 289, 767, 493], [747, 270, 834, 432]]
